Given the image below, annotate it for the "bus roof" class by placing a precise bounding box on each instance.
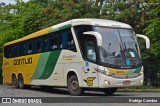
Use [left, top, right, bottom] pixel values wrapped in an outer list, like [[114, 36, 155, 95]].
[[4, 18, 132, 46]]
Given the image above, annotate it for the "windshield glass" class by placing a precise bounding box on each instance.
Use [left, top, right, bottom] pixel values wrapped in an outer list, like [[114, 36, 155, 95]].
[[94, 27, 142, 68]]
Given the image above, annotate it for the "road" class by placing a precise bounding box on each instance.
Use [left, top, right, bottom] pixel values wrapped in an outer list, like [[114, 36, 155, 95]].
[[0, 85, 160, 106], [0, 85, 160, 97]]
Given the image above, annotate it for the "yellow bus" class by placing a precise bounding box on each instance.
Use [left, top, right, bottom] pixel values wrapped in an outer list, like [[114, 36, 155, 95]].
[[3, 19, 150, 96]]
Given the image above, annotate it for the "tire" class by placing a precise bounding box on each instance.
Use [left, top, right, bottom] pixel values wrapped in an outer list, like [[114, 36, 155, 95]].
[[18, 75, 25, 89], [12, 75, 18, 88], [67, 75, 83, 96], [103, 88, 117, 95]]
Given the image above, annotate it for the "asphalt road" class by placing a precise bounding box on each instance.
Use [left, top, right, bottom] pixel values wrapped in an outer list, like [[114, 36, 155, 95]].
[[0, 85, 160, 106], [0, 85, 160, 97]]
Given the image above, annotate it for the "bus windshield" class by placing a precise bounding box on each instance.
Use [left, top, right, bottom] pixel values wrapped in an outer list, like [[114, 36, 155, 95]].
[[94, 26, 142, 68]]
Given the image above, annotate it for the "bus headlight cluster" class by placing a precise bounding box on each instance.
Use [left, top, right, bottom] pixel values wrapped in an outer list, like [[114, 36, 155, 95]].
[[138, 68, 144, 75], [105, 80, 110, 85], [97, 66, 113, 76], [139, 71, 143, 75], [105, 71, 114, 76]]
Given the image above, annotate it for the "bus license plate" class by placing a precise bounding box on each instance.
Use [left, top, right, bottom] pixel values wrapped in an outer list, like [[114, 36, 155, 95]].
[[123, 80, 131, 85]]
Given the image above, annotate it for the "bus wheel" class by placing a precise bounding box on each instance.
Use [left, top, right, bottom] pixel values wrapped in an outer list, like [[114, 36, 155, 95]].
[[103, 88, 117, 95], [67, 75, 83, 96], [18, 75, 25, 89], [12, 75, 18, 88]]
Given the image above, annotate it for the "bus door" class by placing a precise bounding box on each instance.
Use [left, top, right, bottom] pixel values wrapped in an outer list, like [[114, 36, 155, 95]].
[[82, 36, 99, 87]]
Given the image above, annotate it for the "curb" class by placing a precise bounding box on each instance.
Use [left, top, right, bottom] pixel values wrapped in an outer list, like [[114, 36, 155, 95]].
[[118, 89, 160, 92]]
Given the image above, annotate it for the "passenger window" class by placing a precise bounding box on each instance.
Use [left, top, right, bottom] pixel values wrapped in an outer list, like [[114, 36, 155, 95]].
[[28, 41, 33, 54], [21, 42, 26, 55], [36, 39, 41, 53], [16, 45, 20, 56], [74, 25, 93, 56], [58, 33, 62, 49], [86, 37, 97, 62], [11, 46, 15, 57], [61, 29, 76, 51], [4, 46, 11, 58], [49, 33, 58, 50], [43, 36, 48, 52], [66, 31, 76, 51]]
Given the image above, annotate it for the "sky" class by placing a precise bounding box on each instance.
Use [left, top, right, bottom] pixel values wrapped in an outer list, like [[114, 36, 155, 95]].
[[0, 0, 29, 4]]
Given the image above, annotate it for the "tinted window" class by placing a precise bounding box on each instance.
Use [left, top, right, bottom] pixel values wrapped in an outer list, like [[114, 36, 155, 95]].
[[49, 33, 58, 50], [43, 36, 49, 52], [28, 41, 33, 54], [74, 25, 93, 57], [4, 28, 76, 58], [86, 38, 97, 62], [61, 29, 76, 51]]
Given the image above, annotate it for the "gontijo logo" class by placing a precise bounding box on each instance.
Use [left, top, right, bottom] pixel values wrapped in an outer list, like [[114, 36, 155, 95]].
[[13, 57, 32, 66]]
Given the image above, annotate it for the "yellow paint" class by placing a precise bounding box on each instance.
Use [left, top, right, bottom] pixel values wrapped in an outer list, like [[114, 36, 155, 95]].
[[62, 55, 76, 61], [85, 77, 95, 86], [106, 67, 129, 75], [3, 26, 53, 85], [3, 54, 40, 84], [4, 27, 52, 46]]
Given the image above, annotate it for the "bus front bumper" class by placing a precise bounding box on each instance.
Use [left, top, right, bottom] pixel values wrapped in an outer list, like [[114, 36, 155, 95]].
[[98, 73, 143, 88]]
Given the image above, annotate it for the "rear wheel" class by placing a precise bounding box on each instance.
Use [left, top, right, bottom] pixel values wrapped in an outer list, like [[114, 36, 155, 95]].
[[67, 75, 83, 96], [12, 75, 18, 88], [103, 88, 117, 95], [18, 75, 25, 89]]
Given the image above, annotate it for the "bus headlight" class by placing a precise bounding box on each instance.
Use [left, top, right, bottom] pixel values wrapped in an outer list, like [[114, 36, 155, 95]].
[[105, 71, 114, 76], [138, 69, 144, 75], [138, 66, 144, 75], [97, 66, 113, 76]]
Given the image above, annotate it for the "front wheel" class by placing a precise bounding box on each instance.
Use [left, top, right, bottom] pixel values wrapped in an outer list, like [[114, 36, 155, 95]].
[[67, 75, 83, 96], [103, 88, 117, 95]]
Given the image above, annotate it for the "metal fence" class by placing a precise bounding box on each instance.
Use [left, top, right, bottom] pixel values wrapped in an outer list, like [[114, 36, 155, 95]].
[[143, 59, 160, 87]]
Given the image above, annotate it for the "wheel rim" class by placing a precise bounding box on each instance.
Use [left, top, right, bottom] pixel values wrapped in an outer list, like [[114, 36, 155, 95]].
[[71, 80, 79, 91]]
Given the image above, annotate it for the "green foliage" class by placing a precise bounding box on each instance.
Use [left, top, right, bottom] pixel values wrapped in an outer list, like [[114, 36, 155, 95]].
[[144, 5, 160, 58], [0, 0, 159, 85]]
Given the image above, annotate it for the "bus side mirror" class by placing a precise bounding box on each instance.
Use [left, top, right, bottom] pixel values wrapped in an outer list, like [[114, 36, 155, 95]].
[[136, 34, 150, 49], [83, 31, 102, 46]]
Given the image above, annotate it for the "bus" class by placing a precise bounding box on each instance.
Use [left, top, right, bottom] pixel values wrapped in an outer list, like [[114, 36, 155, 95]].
[[3, 19, 150, 96]]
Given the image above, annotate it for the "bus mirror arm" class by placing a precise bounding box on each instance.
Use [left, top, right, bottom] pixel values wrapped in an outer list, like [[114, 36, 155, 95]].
[[83, 31, 102, 46], [136, 34, 150, 49]]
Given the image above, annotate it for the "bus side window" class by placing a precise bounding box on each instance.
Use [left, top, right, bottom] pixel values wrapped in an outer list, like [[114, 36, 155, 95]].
[[24, 42, 27, 55], [21, 42, 26, 56], [67, 31, 76, 51], [43, 36, 49, 52], [85, 37, 97, 62], [35, 38, 42, 53], [11, 46, 14, 57], [49, 33, 58, 50], [58, 32, 62, 49], [4, 46, 11, 58], [16, 45, 20, 56], [28, 41, 33, 54], [61, 29, 76, 52]]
